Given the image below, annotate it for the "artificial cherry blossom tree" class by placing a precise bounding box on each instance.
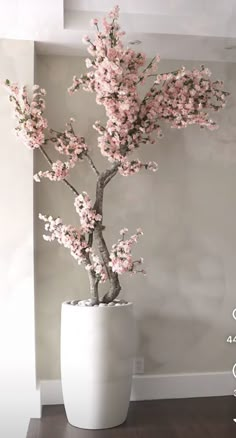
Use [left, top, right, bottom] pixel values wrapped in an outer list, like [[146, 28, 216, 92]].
[[3, 6, 228, 305]]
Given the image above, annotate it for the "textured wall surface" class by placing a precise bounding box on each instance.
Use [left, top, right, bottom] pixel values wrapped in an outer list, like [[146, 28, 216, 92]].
[[35, 55, 236, 380], [0, 39, 40, 438]]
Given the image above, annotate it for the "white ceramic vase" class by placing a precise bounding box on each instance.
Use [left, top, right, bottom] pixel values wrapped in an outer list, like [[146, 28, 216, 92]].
[[60, 301, 136, 429]]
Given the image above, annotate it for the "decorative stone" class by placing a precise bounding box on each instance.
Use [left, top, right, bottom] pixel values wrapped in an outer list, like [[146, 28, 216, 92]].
[[76, 299, 129, 307]]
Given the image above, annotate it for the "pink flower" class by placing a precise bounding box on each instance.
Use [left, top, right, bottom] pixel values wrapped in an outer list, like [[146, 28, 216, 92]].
[[90, 18, 98, 26], [82, 35, 90, 44], [120, 228, 128, 235], [148, 161, 158, 172], [85, 58, 93, 68]]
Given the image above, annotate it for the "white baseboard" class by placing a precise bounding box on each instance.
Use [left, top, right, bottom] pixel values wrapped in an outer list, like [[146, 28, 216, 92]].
[[40, 380, 63, 405], [131, 372, 234, 400], [40, 371, 235, 405]]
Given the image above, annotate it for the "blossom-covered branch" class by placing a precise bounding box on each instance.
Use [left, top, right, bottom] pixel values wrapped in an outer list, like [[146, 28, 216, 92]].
[[50, 120, 100, 177], [139, 65, 229, 131], [3, 81, 82, 195], [119, 160, 158, 176], [38, 144, 80, 196], [39, 214, 108, 283], [50, 120, 87, 157], [3, 81, 47, 149], [34, 120, 88, 182], [109, 228, 145, 275]]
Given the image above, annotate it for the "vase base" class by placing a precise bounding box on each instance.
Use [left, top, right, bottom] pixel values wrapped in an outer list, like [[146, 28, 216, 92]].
[[67, 414, 127, 430]]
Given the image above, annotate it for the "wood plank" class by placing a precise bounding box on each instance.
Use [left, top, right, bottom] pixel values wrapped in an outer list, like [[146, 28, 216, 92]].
[[27, 396, 236, 438]]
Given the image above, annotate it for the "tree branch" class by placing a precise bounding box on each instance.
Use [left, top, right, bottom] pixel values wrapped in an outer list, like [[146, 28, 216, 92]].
[[104, 163, 119, 186], [92, 162, 121, 302], [84, 259, 99, 304]]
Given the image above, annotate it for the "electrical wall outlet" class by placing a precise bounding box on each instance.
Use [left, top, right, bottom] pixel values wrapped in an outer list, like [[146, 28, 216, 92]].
[[133, 357, 144, 374]]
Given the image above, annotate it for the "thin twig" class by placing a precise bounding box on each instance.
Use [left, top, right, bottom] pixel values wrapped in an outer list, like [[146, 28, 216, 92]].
[[137, 56, 157, 84], [84, 153, 100, 177], [146, 69, 179, 79]]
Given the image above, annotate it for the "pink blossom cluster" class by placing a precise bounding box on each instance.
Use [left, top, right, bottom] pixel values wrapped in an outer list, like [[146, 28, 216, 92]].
[[39, 213, 88, 262], [3, 80, 48, 149], [119, 160, 158, 176], [74, 192, 102, 233], [68, 6, 162, 170], [50, 119, 88, 159], [109, 228, 145, 275], [39, 213, 107, 282], [34, 157, 77, 182], [140, 65, 229, 131]]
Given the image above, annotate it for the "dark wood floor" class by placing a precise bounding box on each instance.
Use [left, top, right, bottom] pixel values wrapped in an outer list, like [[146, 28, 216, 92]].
[[27, 396, 236, 438]]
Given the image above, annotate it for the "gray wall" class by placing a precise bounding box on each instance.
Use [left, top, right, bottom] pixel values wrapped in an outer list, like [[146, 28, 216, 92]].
[[35, 55, 236, 380]]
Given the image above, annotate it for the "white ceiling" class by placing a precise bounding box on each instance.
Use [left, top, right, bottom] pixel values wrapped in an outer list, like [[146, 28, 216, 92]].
[[0, 0, 236, 61]]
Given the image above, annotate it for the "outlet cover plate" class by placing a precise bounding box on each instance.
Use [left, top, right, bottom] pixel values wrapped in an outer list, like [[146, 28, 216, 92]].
[[133, 357, 144, 374]]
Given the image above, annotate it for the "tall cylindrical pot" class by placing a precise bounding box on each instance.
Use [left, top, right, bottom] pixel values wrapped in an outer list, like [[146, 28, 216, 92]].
[[60, 301, 135, 429]]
